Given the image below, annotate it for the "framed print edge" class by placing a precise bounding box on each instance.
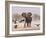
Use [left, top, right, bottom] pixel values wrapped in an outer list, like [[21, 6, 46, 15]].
[[5, 1, 9, 37], [5, 1, 45, 37]]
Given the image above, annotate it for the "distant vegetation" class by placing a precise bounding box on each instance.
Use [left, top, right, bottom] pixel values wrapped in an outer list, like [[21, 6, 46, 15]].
[[32, 14, 40, 21], [12, 13, 40, 22]]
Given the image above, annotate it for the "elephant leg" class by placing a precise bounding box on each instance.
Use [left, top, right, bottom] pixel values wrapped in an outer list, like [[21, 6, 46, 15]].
[[27, 23, 31, 27], [26, 23, 28, 27]]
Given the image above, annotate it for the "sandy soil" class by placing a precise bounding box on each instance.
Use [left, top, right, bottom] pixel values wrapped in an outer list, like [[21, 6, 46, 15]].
[[12, 20, 40, 31]]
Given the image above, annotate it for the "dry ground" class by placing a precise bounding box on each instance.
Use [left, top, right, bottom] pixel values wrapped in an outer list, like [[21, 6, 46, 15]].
[[12, 20, 40, 31]]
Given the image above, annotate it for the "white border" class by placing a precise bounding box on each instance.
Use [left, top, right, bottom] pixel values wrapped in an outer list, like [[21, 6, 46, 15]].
[[9, 4, 43, 34]]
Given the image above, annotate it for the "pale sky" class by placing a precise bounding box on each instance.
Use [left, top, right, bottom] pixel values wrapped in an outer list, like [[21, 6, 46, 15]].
[[12, 6, 40, 15]]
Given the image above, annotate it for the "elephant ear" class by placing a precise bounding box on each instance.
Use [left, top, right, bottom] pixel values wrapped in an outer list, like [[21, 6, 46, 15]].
[[22, 13, 26, 17], [28, 12, 32, 16]]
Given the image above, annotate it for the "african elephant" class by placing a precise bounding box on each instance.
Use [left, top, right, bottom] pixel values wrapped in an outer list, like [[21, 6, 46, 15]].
[[22, 12, 32, 27]]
